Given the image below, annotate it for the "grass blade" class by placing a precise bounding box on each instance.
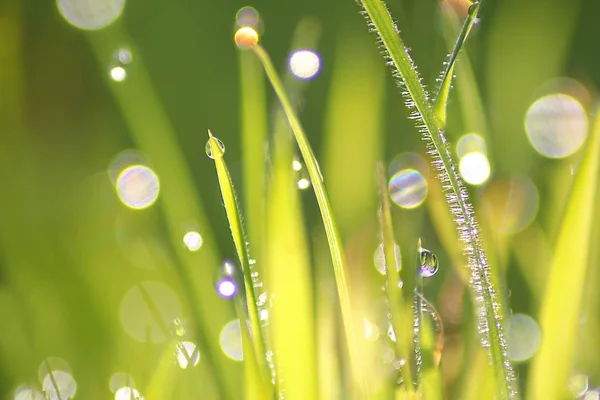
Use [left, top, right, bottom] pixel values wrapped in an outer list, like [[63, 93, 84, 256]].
[[358, 0, 517, 397], [528, 104, 600, 399], [250, 44, 367, 396], [206, 130, 271, 397], [433, 2, 480, 128], [376, 163, 414, 393]]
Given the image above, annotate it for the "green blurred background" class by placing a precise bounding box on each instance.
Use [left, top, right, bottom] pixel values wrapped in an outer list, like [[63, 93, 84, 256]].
[[1, 0, 600, 398]]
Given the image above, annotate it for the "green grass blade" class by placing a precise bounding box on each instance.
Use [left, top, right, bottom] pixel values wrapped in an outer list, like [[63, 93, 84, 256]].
[[251, 44, 367, 396], [376, 163, 414, 393], [433, 2, 480, 128], [206, 130, 271, 396], [358, 1, 517, 397], [528, 104, 600, 399]]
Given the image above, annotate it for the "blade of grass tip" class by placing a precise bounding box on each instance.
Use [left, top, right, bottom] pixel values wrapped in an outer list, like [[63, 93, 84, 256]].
[[250, 44, 367, 396], [376, 163, 414, 393], [206, 130, 272, 396], [433, 1, 480, 128], [528, 104, 600, 400], [358, 1, 516, 397]]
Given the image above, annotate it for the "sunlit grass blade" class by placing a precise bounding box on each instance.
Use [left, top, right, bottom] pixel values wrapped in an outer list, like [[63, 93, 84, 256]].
[[264, 130, 317, 399], [251, 44, 367, 396], [528, 104, 600, 400], [206, 130, 271, 397], [433, 2, 480, 128], [358, 0, 516, 397], [376, 163, 414, 393], [418, 294, 444, 400]]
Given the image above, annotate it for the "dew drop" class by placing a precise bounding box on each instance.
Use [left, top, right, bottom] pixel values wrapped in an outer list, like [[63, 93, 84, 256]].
[[205, 133, 226, 159], [419, 246, 439, 278], [468, 2, 479, 16], [387, 324, 396, 342]]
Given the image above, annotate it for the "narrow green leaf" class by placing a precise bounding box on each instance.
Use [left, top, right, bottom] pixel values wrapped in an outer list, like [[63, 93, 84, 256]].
[[433, 2, 480, 128], [251, 44, 367, 396], [358, 0, 516, 397], [206, 130, 271, 397], [528, 105, 600, 399], [376, 163, 414, 393]]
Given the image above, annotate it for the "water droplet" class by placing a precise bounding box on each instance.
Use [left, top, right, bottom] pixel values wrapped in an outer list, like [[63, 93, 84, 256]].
[[205, 134, 226, 159], [257, 292, 268, 307], [419, 246, 438, 278], [183, 231, 202, 251], [110, 66, 127, 82], [388, 168, 428, 209], [397, 280, 404, 289], [468, 3, 479, 16], [297, 177, 311, 190], [387, 324, 396, 342], [234, 26, 259, 49], [373, 243, 401, 275]]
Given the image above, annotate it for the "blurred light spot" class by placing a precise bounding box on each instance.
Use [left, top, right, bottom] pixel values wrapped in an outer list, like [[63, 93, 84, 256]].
[[389, 152, 428, 178], [479, 177, 539, 234], [289, 50, 321, 80], [115, 387, 142, 400], [388, 169, 428, 209], [116, 48, 132, 64], [217, 279, 237, 298], [120, 281, 182, 343], [456, 133, 487, 159], [525, 94, 588, 158], [235, 6, 262, 32], [373, 243, 401, 275], [459, 152, 490, 185], [57, 0, 125, 30], [297, 178, 311, 190], [586, 390, 600, 400], [234, 26, 258, 49], [110, 66, 126, 82], [176, 341, 200, 369], [569, 374, 589, 398], [116, 165, 159, 210], [183, 231, 202, 251], [363, 318, 380, 341], [292, 159, 303, 171], [506, 313, 541, 362], [220, 319, 244, 361], [13, 387, 46, 400], [109, 373, 135, 393], [42, 371, 77, 400]]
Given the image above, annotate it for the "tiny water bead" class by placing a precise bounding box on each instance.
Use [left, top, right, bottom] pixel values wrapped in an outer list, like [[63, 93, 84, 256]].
[[388, 168, 428, 209], [205, 132, 226, 159], [115, 165, 160, 210], [506, 313, 541, 362], [525, 93, 588, 158], [419, 247, 439, 278], [183, 231, 203, 251], [57, 0, 125, 31], [459, 152, 490, 185], [176, 341, 200, 369], [373, 243, 401, 275], [109, 48, 132, 82], [234, 26, 259, 49], [288, 50, 321, 80], [220, 319, 244, 361]]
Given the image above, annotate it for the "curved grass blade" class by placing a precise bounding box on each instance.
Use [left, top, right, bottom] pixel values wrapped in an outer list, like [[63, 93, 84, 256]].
[[358, 0, 516, 397], [376, 163, 414, 394], [251, 44, 367, 396], [206, 130, 272, 397], [433, 2, 480, 128], [528, 104, 600, 400]]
